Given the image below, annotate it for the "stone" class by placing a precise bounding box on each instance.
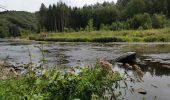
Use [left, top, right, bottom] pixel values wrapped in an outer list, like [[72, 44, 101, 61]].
[[135, 88, 147, 95], [115, 52, 137, 64]]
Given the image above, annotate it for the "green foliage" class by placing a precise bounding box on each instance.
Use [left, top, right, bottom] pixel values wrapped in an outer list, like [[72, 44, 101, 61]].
[[152, 14, 167, 28], [9, 24, 21, 37], [125, 0, 146, 17], [110, 21, 128, 31], [85, 19, 94, 32], [0, 64, 122, 100], [1, 0, 170, 38], [100, 23, 110, 31], [37, 0, 170, 33], [168, 0, 170, 17], [0, 11, 38, 37], [129, 13, 152, 29]]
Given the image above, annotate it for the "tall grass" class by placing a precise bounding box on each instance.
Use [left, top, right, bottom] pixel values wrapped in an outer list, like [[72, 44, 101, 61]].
[[29, 28, 170, 42]]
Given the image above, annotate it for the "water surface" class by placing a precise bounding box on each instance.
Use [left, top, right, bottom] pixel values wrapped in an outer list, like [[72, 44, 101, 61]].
[[0, 40, 170, 100]]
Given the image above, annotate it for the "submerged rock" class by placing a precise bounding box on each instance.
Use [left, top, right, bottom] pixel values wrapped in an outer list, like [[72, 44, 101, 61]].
[[151, 84, 158, 88]]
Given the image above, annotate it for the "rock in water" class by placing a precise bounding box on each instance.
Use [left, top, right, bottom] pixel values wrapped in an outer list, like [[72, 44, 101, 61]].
[[136, 88, 147, 95], [115, 52, 137, 64]]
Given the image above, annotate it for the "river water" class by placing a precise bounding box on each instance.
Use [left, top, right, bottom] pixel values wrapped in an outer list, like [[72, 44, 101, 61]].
[[0, 40, 170, 100]]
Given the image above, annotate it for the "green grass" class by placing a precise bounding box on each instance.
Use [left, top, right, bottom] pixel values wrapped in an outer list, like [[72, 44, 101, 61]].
[[29, 28, 170, 42]]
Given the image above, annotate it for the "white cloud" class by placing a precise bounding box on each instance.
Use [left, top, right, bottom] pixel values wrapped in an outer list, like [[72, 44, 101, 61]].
[[0, 0, 117, 12]]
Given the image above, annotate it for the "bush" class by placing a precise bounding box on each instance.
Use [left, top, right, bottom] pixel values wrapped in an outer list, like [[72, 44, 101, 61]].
[[110, 21, 126, 31], [100, 23, 110, 31], [129, 13, 152, 29], [85, 19, 94, 32], [144, 36, 158, 42], [152, 14, 167, 28]]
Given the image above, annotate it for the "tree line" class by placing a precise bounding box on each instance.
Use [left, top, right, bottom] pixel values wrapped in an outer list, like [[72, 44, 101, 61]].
[[31, 0, 170, 32]]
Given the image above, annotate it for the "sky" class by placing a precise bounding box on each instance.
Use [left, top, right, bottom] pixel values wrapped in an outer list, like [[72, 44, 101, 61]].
[[0, 0, 117, 12]]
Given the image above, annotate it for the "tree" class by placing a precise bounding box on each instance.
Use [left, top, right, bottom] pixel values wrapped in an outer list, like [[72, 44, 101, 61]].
[[39, 3, 47, 30], [9, 25, 21, 37], [129, 13, 152, 29], [85, 19, 94, 32], [37, 0, 169, 33], [117, 0, 130, 6], [125, 0, 145, 18], [167, 0, 170, 17]]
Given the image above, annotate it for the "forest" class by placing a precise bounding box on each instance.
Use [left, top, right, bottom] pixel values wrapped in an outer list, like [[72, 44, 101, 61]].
[[0, 11, 37, 38], [0, 0, 170, 37], [38, 0, 170, 32]]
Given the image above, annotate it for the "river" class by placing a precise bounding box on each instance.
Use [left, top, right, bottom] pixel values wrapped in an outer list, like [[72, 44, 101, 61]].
[[0, 40, 170, 100]]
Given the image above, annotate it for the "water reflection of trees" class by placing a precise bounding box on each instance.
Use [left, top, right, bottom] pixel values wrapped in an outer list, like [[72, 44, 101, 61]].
[[140, 62, 170, 76]]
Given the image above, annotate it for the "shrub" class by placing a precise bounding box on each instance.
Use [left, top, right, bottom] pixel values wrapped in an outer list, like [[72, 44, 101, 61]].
[[0, 64, 122, 100], [100, 23, 110, 31], [85, 19, 94, 32], [144, 36, 158, 42], [129, 13, 152, 29], [110, 21, 126, 31], [152, 14, 167, 28]]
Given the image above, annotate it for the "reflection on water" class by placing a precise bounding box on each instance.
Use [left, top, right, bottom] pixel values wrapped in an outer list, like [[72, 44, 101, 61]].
[[0, 41, 170, 100], [141, 62, 170, 76]]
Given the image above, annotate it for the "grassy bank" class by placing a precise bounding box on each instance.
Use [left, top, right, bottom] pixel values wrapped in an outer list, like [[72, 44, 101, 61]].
[[29, 28, 170, 42]]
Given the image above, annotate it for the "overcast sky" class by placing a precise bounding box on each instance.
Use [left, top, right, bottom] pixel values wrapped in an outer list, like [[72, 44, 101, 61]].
[[0, 0, 117, 12]]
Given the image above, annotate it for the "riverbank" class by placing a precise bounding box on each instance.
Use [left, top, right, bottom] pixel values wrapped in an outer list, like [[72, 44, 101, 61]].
[[29, 28, 170, 42]]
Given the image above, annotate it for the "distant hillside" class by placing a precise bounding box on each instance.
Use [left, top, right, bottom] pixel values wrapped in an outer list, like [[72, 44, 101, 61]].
[[0, 11, 38, 38]]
